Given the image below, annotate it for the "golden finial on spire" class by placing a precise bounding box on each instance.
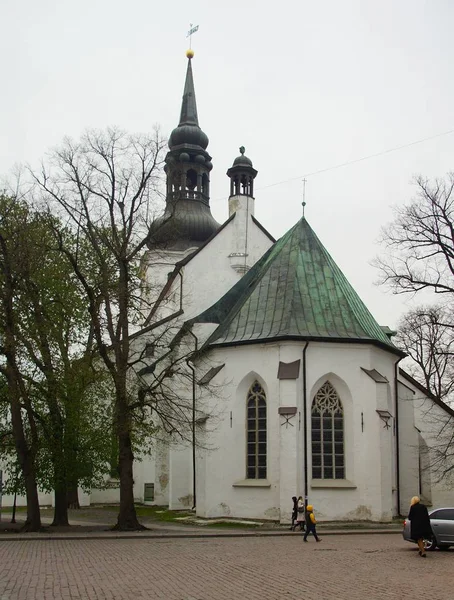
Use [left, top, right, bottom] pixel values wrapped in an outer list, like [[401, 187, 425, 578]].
[[186, 23, 199, 56]]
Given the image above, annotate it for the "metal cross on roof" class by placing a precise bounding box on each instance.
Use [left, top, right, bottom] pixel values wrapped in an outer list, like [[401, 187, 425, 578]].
[[302, 178, 307, 217]]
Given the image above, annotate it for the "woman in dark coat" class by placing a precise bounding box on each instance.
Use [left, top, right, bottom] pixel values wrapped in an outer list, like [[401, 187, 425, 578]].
[[290, 496, 298, 531], [408, 496, 432, 557]]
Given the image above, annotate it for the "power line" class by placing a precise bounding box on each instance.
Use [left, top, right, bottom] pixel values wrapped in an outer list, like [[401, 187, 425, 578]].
[[254, 127, 454, 192]]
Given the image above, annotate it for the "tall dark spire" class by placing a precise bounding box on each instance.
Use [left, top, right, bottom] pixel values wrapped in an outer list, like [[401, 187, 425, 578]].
[[169, 53, 208, 150], [178, 57, 199, 127], [148, 52, 220, 251]]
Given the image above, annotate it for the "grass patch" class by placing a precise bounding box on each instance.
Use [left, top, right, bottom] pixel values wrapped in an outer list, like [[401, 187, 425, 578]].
[[204, 521, 261, 529], [92, 504, 191, 521], [1, 506, 53, 514], [135, 505, 194, 522]]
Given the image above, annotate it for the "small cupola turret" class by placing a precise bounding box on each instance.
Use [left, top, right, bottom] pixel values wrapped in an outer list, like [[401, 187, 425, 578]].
[[226, 146, 258, 198]]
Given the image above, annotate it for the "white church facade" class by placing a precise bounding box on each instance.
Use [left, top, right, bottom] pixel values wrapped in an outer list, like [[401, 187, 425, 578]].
[[134, 52, 454, 523], [2, 52, 453, 522]]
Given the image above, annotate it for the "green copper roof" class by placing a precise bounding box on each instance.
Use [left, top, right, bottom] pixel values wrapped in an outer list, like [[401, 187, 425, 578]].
[[191, 217, 403, 355]]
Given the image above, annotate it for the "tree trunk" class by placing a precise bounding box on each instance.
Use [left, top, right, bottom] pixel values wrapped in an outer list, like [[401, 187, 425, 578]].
[[114, 429, 143, 530], [52, 487, 70, 526], [22, 471, 41, 532], [9, 378, 41, 532], [67, 486, 80, 509], [52, 456, 69, 526]]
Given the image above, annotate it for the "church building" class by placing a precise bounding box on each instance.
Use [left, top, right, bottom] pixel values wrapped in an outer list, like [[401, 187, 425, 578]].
[[2, 51, 452, 521], [136, 51, 454, 523]]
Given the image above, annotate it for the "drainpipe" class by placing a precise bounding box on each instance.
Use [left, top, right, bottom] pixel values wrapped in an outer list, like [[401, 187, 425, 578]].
[[185, 328, 199, 511], [394, 357, 402, 516], [302, 342, 309, 507]]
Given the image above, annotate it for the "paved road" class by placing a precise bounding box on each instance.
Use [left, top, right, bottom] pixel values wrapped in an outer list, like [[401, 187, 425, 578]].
[[0, 534, 452, 600]]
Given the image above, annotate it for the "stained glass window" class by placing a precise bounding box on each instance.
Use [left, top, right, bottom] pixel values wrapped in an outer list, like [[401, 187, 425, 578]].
[[311, 381, 344, 479], [246, 381, 267, 479]]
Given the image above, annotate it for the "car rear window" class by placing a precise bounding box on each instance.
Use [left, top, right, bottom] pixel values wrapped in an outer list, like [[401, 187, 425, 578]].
[[431, 509, 454, 520]]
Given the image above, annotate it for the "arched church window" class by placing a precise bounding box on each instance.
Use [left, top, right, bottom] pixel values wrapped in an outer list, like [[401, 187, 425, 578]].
[[311, 381, 344, 480], [246, 381, 267, 479]]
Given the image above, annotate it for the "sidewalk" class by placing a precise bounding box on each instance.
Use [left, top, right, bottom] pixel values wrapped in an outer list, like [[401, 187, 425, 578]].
[[0, 509, 402, 541]]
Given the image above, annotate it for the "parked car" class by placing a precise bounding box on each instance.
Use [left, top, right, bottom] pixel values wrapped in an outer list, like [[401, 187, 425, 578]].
[[403, 507, 454, 550]]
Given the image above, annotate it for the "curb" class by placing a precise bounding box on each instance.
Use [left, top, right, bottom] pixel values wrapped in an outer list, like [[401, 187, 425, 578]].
[[0, 529, 402, 542]]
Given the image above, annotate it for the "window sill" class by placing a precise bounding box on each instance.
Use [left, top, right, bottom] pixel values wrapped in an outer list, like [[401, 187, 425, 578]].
[[311, 479, 357, 489], [232, 479, 271, 488]]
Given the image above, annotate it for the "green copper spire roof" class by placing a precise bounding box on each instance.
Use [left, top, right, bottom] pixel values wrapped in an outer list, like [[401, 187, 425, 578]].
[[191, 217, 403, 355]]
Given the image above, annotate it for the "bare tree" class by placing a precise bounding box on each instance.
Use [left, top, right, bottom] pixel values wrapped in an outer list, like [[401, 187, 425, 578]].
[[30, 127, 186, 530], [396, 305, 454, 405], [377, 173, 454, 481], [376, 173, 454, 296]]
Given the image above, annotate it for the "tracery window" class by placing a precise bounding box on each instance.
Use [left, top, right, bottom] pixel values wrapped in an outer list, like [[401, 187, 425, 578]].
[[311, 381, 344, 479], [246, 381, 267, 479]]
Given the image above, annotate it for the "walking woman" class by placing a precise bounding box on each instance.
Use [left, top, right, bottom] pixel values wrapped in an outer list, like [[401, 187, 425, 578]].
[[290, 496, 298, 531], [408, 496, 432, 557], [296, 496, 305, 531]]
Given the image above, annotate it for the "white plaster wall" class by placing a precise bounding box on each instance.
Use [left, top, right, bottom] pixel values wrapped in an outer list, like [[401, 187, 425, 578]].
[[169, 446, 193, 509], [400, 377, 454, 509], [369, 348, 401, 516], [90, 485, 120, 504], [141, 248, 191, 319], [137, 210, 272, 509], [0, 488, 53, 508], [189, 340, 401, 522], [153, 441, 170, 506], [178, 216, 273, 321], [195, 344, 282, 520], [306, 343, 399, 521], [195, 428, 207, 515], [0, 466, 91, 508], [141, 213, 273, 330], [132, 455, 155, 503], [397, 381, 420, 513]]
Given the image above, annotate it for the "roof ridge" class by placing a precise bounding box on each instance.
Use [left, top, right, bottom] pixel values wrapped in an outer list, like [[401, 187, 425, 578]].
[[198, 222, 298, 345], [189, 216, 403, 356], [310, 224, 395, 347]]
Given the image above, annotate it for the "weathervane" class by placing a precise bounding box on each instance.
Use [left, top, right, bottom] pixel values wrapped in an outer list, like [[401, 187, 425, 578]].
[[187, 23, 199, 50], [302, 178, 307, 217]]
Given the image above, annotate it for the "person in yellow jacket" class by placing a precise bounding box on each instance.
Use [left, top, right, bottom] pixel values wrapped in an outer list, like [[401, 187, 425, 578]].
[[303, 504, 321, 542]]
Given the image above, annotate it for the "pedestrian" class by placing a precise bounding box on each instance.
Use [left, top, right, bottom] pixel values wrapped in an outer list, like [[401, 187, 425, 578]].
[[303, 504, 321, 542], [290, 496, 298, 531], [295, 496, 305, 531], [408, 496, 432, 557]]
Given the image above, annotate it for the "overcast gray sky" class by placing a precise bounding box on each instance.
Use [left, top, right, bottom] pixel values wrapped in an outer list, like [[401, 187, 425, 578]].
[[1, 0, 453, 328]]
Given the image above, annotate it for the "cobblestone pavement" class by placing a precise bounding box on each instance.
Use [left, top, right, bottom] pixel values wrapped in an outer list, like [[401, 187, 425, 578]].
[[0, 534, 452, 600]]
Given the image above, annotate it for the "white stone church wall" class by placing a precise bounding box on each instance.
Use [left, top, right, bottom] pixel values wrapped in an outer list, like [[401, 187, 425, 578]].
[[130, 209, 273, 509], [192, 340, 400, 523], [195, 344, 281, 520], [306, 343, 397, 522], [397, 380, 420, 512], [399, 377, 454, 510], [179, 215, 273, 322]]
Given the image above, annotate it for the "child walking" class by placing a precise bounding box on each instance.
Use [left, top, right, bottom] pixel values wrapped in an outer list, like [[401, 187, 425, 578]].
[[303, 504, 321, 542]]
